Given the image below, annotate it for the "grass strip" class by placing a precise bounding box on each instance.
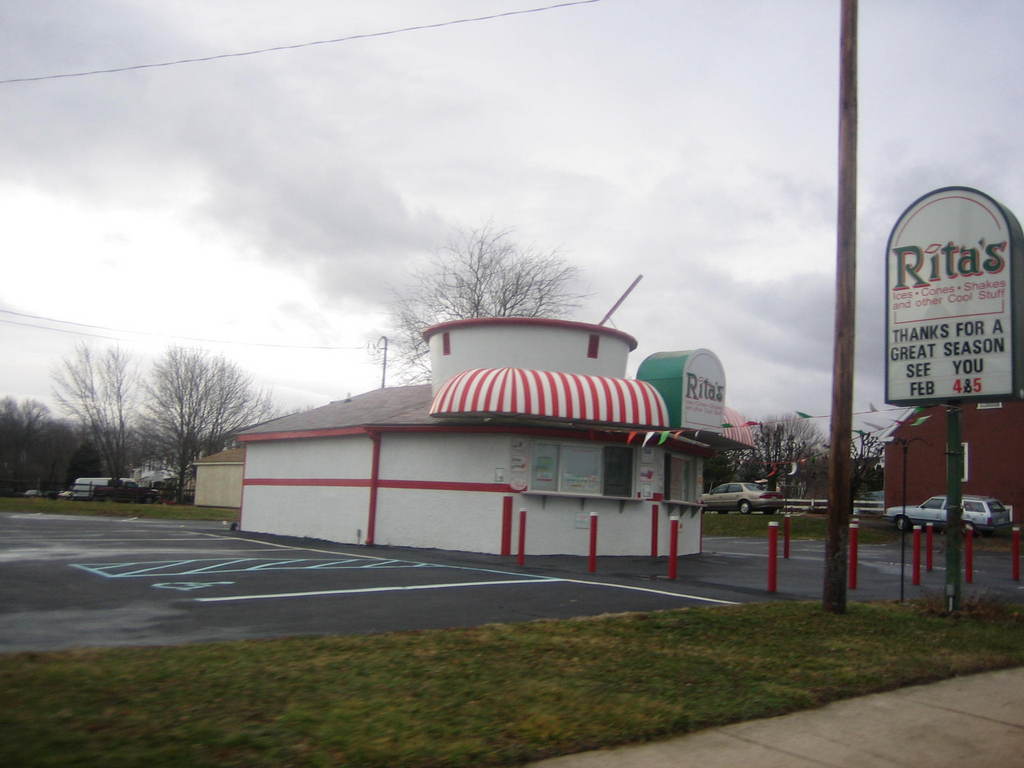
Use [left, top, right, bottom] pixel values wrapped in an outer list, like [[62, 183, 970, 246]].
[[0, 497, 238, 521], [2, 601, 1022, 767], [701, 512, 1017, 549]]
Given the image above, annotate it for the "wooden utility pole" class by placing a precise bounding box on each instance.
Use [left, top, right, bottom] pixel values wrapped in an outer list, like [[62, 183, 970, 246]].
[[824, 0, 858, 614]]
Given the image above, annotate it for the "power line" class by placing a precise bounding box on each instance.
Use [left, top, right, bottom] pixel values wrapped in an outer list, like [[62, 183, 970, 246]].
[[0, 309, 366, 350], [0, 1, 602, 85]]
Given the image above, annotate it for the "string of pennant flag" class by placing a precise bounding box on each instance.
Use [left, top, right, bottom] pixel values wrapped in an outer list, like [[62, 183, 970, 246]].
[[624, 404, 932, 449]]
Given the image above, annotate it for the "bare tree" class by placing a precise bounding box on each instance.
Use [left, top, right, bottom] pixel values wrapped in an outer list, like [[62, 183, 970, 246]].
[[738, 415, 826, 496], [850, 430, 884, 500], [52, 344, 138, 485], [143, 347, 275, 501], [390, 225, 587, 381]]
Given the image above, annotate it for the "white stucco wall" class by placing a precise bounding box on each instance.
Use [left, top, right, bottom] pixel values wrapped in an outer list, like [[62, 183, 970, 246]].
[[240, 430, 704, 557], [245, 436, 371, 478], [427, 320, 635, 392], [241, 436, 373, 545]]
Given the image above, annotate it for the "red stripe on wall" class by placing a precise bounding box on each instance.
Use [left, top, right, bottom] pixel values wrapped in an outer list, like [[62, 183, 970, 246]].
[[244, 478, 371, 487], [244, 477, 513, 493]]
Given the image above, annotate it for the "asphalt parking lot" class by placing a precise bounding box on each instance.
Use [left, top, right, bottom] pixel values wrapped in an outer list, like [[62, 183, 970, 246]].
[[2, 511, 1022, 652]]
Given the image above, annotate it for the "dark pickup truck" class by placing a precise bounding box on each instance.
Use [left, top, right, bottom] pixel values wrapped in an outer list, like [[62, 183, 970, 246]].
[[68, 478, 160, 503]]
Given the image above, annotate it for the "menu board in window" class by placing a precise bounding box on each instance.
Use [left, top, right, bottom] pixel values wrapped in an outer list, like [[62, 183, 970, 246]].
[[559, 446, 602, 494], [531, 443, 559, 492]]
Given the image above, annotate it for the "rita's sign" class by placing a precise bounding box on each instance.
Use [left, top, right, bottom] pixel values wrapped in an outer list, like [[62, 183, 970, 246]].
[[885, 186, 1024, 406], [637, 349, 725, 431]]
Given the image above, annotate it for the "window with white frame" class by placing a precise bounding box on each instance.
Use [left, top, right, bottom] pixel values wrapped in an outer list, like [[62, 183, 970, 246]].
[[530, 442, 635, 498], [665, 454, 699, 503]]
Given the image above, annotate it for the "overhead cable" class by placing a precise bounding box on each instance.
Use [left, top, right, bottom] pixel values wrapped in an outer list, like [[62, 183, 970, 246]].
[[0, 0, 602, 85], [0, 309, 365, 350]]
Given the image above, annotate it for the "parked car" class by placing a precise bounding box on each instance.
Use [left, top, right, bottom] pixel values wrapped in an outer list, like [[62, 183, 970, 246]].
[[68, 477, 160, 503], [701, 482, 785, 514], [883, 494, 1012, 535], [21, 489, 44, 498]]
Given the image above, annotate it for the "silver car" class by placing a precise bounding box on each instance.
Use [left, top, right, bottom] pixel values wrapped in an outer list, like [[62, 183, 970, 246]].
[[883, 494, 1012, 535], [701, 482, 785, 514]]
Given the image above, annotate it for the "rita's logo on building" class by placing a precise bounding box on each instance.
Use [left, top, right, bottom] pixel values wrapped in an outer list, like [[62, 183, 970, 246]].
[[637, 348, 726, 432], [892, 240, 1007, 290], [686, 373, 724, 403]]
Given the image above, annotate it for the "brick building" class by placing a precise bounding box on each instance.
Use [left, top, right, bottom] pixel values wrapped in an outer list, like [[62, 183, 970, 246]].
[[884, 401, 1024, 522]]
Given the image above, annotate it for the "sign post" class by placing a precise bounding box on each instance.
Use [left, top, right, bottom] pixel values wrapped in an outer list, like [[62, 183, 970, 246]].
[[885, 186, 1024, 610]]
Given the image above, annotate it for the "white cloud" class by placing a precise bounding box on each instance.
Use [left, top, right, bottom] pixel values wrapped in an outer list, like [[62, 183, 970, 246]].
[[2, 0, 1022, 437]]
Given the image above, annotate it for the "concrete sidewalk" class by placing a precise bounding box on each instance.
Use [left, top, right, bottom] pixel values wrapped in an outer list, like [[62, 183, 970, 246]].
[[527, 667, 1024, 768]]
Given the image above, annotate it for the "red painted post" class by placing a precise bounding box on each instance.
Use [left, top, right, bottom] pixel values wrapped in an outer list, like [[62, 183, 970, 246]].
[[1013, 527, 1021, 581], [767, 521, 779, 593], [650, 504, 660, 557], [912, 525, 921, 586], [848, 521, 859, 590], [588, 511, 599, 573], [517, 509, 526, 566], [668, 514, 679, 579], [965, 524, 974, 584], [926, 523, 934, 572], [783, 514, 792, 559], [501, 496, 513, 556]]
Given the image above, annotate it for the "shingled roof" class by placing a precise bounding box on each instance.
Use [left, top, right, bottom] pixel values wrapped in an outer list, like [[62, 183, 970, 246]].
[[239, 385, 435, 436]]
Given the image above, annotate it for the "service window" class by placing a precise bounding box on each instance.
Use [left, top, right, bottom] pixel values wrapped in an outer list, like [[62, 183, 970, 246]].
[[529, 442, 635, 498], [666, 455, 698, 502], [560, 446, 602, 494], [531, 443, 560, 492], [602, 446, 634, 497]]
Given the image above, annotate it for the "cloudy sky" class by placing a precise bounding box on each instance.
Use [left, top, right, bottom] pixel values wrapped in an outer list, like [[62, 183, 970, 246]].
[[3, 0, 1023, 434]]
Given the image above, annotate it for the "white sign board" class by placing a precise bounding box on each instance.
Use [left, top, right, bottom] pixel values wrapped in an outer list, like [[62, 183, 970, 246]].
[[885, 187, 1024, 405], [681, 349, 726, 431]]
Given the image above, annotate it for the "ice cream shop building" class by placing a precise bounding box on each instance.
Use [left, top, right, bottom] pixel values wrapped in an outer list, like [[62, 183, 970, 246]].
[[238, 318, 752, 557]]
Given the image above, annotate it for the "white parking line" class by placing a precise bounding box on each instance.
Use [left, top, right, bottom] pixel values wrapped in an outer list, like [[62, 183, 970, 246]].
[[195, 578, 561, 601], [558, 578, 739, 605]]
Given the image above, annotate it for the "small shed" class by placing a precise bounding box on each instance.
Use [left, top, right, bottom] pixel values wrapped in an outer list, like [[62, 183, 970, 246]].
[[194, 447, 246, 508]]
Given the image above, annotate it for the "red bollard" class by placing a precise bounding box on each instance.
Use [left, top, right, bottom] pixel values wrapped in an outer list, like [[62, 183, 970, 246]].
[[767, 521, 779, 593], [588, 512, 599, 573], [517, 509, 527, 566], [650, 504, 659, 558], [912, 525, 922, 586], [926, 523, 934, 572], [501, 497, 513, 556], [1013, 527, 1021, 582], [965, 524, 974, 584], [783, 514, 792, 559], [668, 514, 679, 579], [848, 521, 859, 590]]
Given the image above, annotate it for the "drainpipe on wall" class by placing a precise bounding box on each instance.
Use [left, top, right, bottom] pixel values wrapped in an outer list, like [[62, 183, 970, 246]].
[[366, 429, 381, 546]]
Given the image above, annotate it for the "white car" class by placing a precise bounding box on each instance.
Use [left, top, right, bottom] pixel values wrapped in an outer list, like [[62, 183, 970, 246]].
[[883, 495, 1011, 535]]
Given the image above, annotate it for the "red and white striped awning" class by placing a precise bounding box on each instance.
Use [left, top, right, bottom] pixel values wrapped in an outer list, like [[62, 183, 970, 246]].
[[430, 368, 670, 429]]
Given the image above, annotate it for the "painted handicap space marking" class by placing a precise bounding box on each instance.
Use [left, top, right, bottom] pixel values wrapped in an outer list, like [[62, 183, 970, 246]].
[[71, 557, 440, 578], [152, 582, 235, 591]]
